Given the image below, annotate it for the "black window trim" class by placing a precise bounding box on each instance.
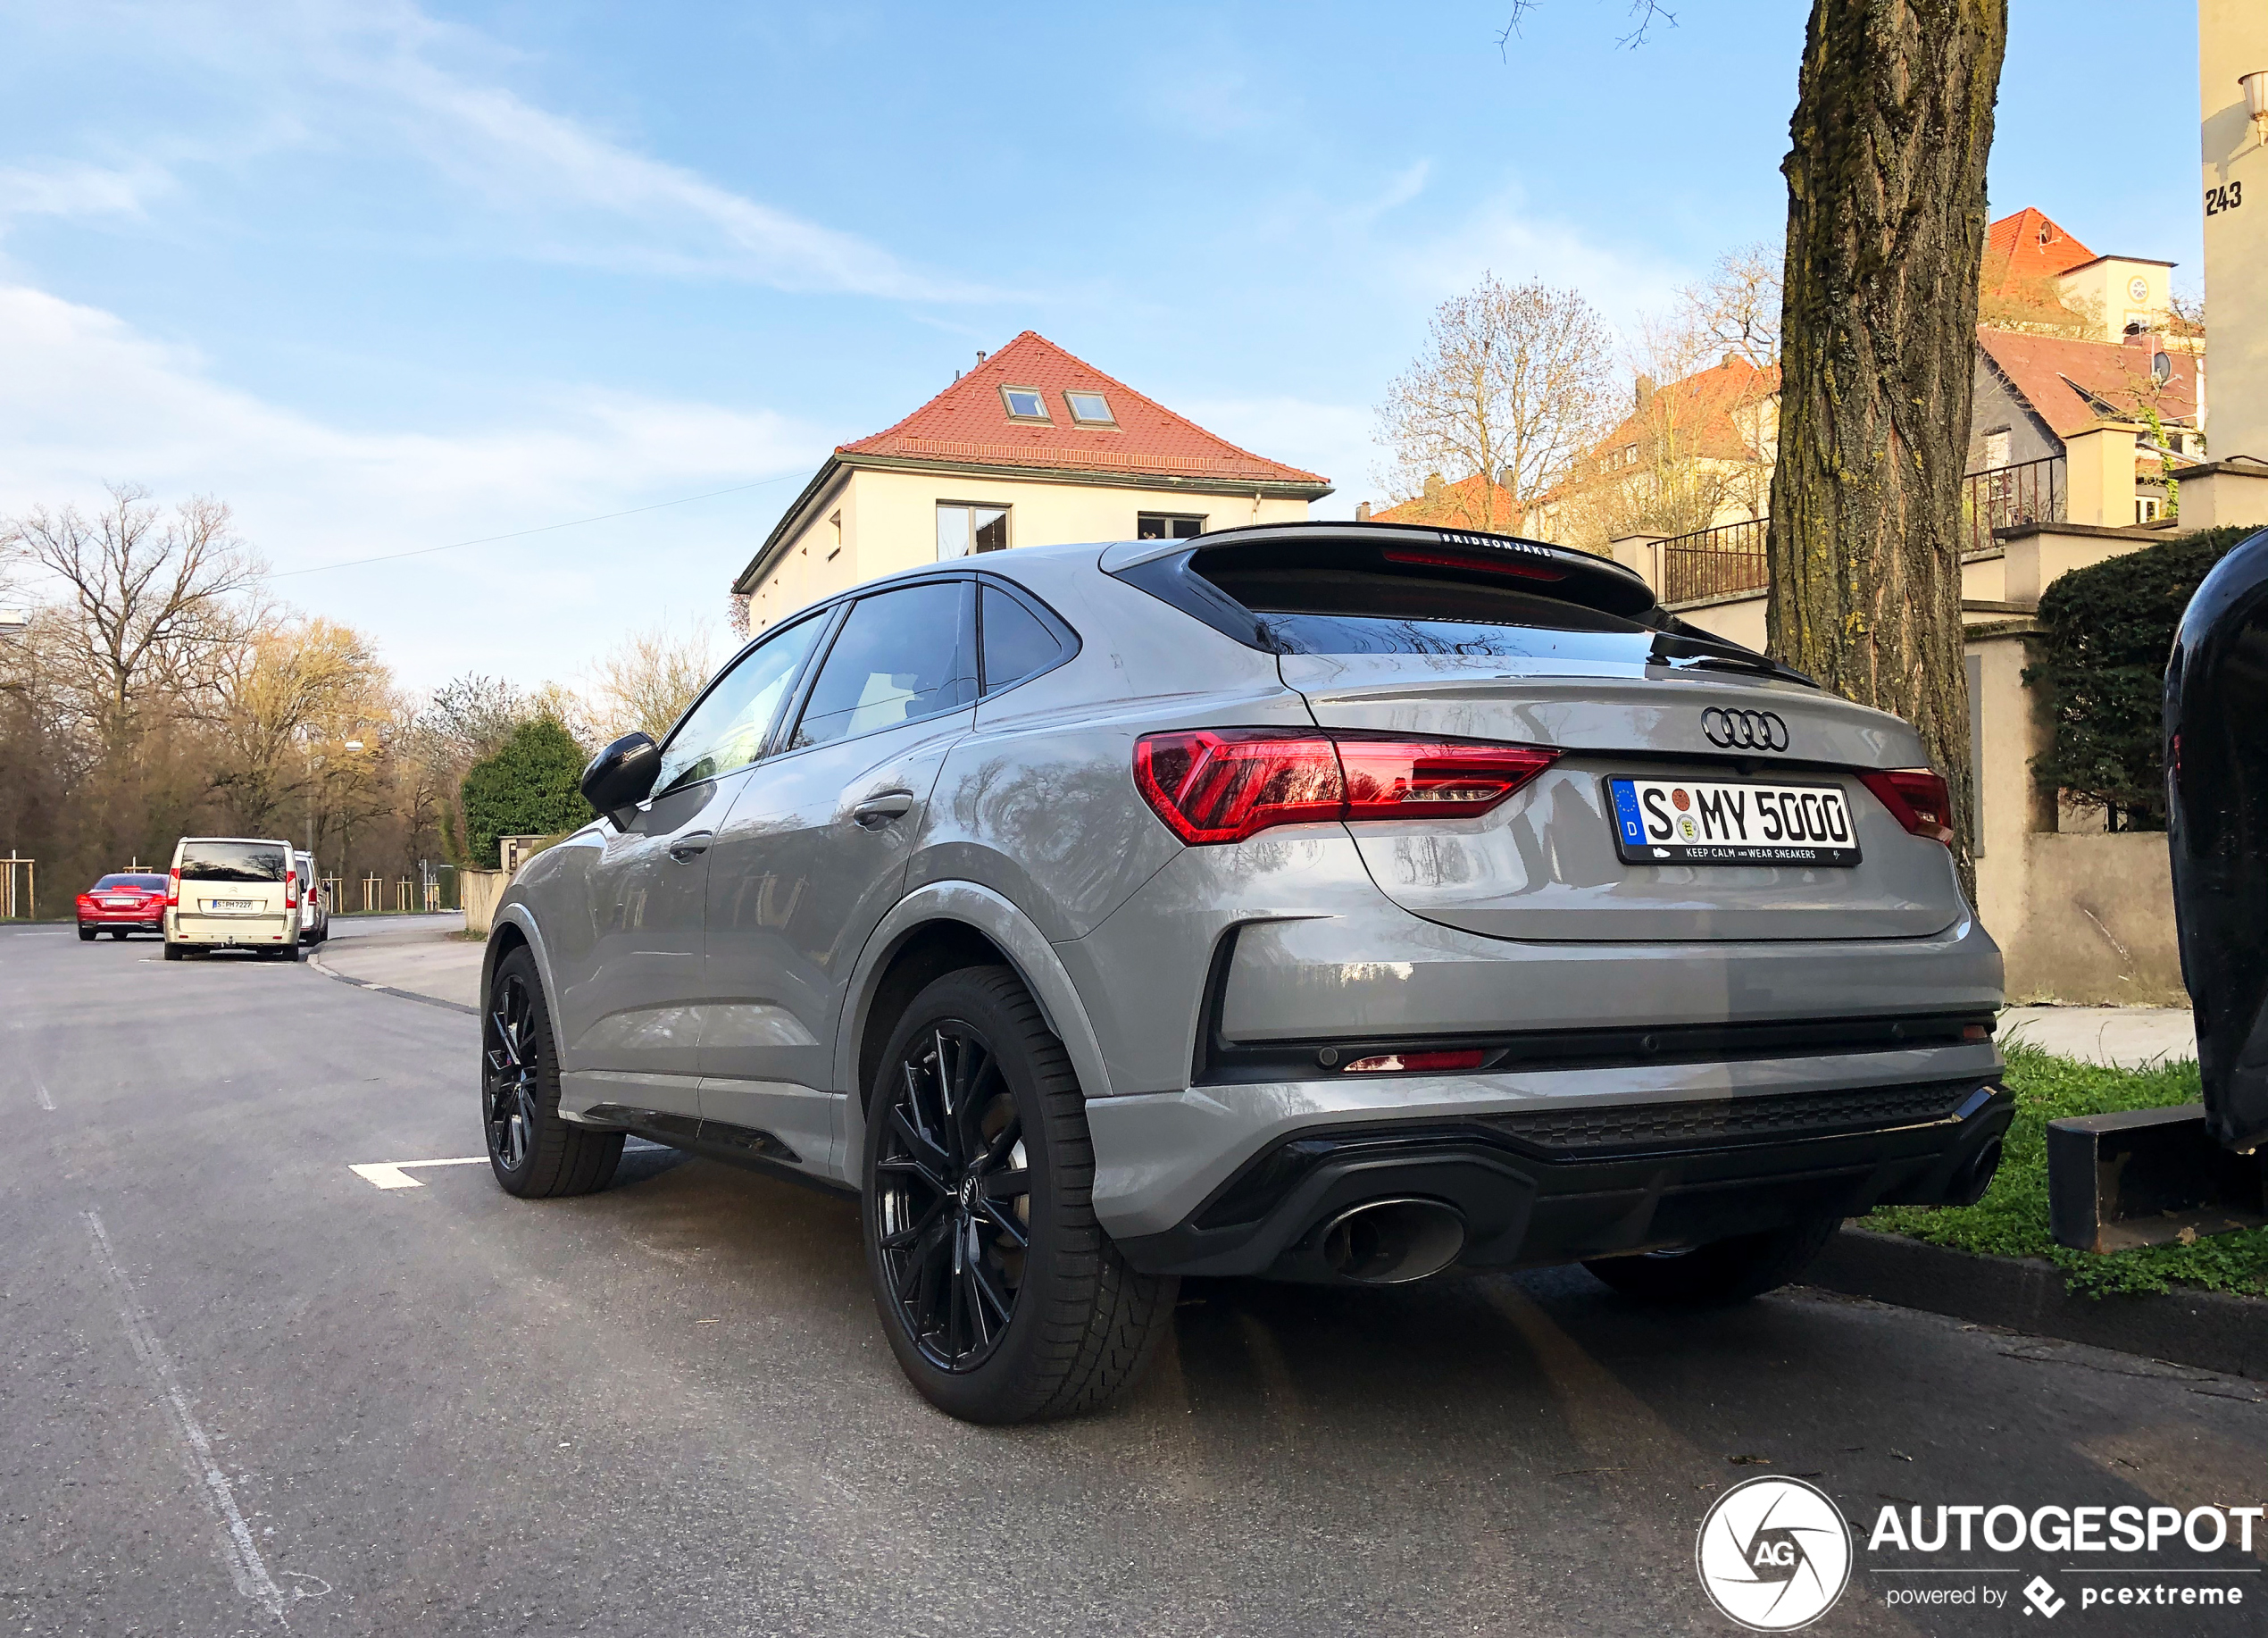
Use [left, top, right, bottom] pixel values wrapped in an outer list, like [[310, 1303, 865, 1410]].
[[974, 573, 1081, 698], [778, 574, 980, 756]]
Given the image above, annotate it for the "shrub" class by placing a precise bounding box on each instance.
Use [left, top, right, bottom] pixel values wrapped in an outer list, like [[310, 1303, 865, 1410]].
[[2026, 523, 2259, 830], [458, 717, 591, 869]]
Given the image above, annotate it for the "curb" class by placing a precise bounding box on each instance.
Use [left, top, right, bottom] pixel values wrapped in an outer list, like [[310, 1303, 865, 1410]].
[[306, 948, 478, 1016], [1805, 1228, 2266, 1380]]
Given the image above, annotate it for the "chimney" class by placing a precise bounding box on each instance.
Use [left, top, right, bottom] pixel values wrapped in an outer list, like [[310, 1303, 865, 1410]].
[[1497, 464, 1514, 489], [1635, 375, 1656, 411], [1423, 472, 1445, 500], [976, 350, 988, 365], [1355, 501, 1372, 522]]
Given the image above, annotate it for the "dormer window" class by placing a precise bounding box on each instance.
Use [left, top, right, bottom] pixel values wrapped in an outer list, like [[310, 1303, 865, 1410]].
[[1001, 387, 1049, 422], [1063, 390, 1115, 426]]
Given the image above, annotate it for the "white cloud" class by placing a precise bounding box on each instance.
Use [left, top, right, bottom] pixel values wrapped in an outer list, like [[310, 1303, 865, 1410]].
[[1383, 186, 1684, 329], [0, 282, 829, 687], [0, 159, 171, 225]]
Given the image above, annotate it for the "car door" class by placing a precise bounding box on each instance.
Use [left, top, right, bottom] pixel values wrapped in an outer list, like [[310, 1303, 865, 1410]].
[[699, 578, 978, 1169], [551, 611, 830, 1117]]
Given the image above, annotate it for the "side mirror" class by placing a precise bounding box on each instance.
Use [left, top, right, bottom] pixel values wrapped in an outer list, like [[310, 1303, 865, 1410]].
[[581, 731, 661, 827]]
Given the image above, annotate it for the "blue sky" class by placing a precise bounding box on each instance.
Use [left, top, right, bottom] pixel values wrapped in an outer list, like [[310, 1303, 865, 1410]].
[[0, 0, 2205, 689]]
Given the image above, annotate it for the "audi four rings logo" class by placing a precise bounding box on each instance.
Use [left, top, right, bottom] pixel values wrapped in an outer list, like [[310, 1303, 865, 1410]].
[[1702, 707, 1791, 752]]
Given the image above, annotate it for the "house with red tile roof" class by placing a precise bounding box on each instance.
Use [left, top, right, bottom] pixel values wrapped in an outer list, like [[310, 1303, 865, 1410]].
[[1971, 326, 2205, 522], [1363, 470, 1523, 531], [733, 331, 1330, 629], [1983, 207, 2178, 341]]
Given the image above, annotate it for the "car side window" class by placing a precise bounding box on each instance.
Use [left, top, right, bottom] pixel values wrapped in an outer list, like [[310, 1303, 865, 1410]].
[[790, 581, 976, 750], [980, 583, 1066, 694], [652, 614, 827, 798]]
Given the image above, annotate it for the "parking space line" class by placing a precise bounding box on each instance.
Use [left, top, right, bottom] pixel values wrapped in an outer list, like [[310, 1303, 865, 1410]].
[[83, 1209, 291, 1625], [33, 1078, 54, 1111], [349, 1157, 489, 1189]]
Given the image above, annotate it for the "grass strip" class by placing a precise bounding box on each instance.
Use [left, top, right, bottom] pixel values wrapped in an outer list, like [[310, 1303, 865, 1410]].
[[1862, 1040, 2268, 1300]]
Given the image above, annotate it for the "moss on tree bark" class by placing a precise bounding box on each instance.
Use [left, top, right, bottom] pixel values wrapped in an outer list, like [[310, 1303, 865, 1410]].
[[1767, 0, 2007, 893]]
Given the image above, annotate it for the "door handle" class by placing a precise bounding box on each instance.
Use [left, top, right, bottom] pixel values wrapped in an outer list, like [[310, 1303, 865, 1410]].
[[668, 831, 713, 862], [851, 790, 915, 828]]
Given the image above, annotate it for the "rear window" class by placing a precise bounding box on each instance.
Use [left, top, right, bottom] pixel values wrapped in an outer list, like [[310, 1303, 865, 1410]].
[[1205, 567, 1666, 664], [94, 874, 167, 890], [178, 841, 289, 883]]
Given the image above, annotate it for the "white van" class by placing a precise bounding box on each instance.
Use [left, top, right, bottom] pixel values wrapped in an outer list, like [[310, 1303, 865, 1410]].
[[163, 837, 302, 962]]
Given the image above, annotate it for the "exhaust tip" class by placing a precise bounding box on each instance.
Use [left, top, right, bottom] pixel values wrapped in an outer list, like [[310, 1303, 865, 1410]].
[[1320, 1198, 1466, 1284], [1950, 1137, 2004, 1207]]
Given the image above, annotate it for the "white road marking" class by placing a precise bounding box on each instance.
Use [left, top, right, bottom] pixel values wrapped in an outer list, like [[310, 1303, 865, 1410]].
[[33, 1078, 54, 1111], [348, 1157, 489, 1189], [83, 1209, 292, 1625]]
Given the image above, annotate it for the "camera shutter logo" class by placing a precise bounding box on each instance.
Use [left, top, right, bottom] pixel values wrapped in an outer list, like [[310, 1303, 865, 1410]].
[[1701, 707, 1790, 752], [1695, 1475, 1852, 1631]]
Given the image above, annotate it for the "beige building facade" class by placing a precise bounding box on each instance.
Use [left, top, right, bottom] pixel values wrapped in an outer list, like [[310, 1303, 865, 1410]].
[[735, 331, 1330, 631], [2203, 1, 2267, 462]]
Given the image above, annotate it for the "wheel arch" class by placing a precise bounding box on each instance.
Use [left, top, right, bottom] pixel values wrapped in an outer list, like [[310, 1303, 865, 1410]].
[[838, 881, 1113, 1176], [483, 907, 555, 1049]]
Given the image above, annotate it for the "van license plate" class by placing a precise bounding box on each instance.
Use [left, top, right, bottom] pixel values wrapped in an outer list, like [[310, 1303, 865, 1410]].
[[207, 898, 257, 913], [1606, 777, 1861, 867]]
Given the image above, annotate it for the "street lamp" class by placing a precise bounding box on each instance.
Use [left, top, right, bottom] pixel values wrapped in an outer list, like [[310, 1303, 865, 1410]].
[[2246, 70, 2268, 149]]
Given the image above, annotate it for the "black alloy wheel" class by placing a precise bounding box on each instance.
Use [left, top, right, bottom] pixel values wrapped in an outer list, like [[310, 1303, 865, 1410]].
[[862, 965, 1178, 1425], [485, 968, 543, 1175], [479, 947, 622, 1198], [872, 1020, 1033, 1375]]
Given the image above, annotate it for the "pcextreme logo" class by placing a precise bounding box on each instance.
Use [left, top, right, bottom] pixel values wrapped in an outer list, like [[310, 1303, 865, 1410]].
[[1696, 1475, 1854, 1631]]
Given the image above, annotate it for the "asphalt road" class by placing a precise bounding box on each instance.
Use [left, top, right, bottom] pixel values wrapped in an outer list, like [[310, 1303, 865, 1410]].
[[4, 923, 2264, 1637]]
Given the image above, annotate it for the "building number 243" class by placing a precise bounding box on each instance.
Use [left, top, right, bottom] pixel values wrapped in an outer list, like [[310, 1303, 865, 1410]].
[[2205, 180, 2243, 217]]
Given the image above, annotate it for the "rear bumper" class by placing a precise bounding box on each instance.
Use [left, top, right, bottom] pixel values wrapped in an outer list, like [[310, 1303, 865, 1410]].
[[166, 914, 294, 945], [79, 910, 164, 927], [1089, 1044, 2008, 1276]]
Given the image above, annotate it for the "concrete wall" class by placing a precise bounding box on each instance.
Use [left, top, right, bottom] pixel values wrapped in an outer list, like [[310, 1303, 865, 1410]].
[[2202, 0, 2267, 461], [461, 868, 506, 938], [746, 466, 1311, 632], [1996, 833, 2185, 1005]]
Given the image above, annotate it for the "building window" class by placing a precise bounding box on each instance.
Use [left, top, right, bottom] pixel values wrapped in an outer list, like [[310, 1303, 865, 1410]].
[[1981, 429, 2010, 470], [938, 503, 1009, 559], [828, 508, 842, 559], [1137, 513, 1205, 540], [1000, 387, 1049, 421], [1063, 390, 1115, 426]]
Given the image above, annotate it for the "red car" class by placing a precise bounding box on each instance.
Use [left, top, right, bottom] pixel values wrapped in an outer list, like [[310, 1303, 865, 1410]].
[[77, 873, 170, 940]]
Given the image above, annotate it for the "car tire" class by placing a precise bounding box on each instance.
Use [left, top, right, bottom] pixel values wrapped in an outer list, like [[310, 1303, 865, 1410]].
[[862, 965, 1178, 1425], [1583, 1214, 1843, 1307], [482, 947, 622, 1198], [78, 924, 95, 941], [162, 940, 184, 961]]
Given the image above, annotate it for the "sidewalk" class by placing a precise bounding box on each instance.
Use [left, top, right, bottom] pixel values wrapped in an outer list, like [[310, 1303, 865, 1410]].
[[313, 914, 480, 1012], [1997, 1004, 2197, 1068]]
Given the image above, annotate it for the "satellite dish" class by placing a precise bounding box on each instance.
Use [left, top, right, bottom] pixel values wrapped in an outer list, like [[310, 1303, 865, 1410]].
[[2153, 351, 2173, 386]]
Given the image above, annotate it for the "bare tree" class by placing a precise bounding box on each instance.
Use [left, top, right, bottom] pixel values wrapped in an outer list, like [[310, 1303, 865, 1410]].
[[589, 622, 717, 744], [1677, 244, 1781, 370], [1, 486, 264, 749], [1374, 275, 1614, 528]]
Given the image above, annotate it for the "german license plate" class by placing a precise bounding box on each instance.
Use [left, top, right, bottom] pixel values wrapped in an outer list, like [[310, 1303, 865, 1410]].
[[1606, 776, 1861, 867], [207, 898, 257, 913], [104, 898, 136, 907]]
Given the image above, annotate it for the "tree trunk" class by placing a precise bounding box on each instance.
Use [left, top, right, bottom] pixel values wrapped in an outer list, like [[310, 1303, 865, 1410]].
[[1767, 0, 2006, 897]]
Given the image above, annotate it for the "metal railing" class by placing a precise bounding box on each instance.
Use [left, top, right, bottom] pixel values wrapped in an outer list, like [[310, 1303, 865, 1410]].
[[1962, 457, 2064, 554], [1662, 517, 1770, 604]]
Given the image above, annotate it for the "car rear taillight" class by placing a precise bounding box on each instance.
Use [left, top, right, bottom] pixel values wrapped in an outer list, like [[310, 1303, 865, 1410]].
[[1133, 730, 1558, 845], [166, 868, 179, 908], [285, 866, 297, 910], [1860, 768, 1956, 846]]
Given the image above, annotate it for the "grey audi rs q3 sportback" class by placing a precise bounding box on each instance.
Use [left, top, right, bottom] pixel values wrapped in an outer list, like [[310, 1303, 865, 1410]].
[[480, 522, 2008, 1424]]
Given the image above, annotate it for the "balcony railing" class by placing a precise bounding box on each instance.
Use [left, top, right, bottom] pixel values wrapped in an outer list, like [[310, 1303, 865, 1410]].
[[1662, 517, 1769, 604], [1963, 457, 2064, 554]]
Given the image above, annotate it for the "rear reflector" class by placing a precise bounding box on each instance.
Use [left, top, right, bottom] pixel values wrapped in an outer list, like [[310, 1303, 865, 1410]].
[[1342, 1049, 1487, 1074], [1859, 768, 1956, 846], [1134, 730, 1559, 846], [1380, 546, 1564, 582]]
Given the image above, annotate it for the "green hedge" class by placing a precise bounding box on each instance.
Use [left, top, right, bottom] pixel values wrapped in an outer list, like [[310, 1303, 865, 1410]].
[[2024, 523, 2257, 830], [459, 717, 591, 869]]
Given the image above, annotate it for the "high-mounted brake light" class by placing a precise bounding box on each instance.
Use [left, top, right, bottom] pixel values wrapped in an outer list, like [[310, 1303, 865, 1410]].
[[1860, 768, 1956, 846], [1133, 730, 1559, 846], [1380, 546, 1565, 582], [165, 867, 179, 908]]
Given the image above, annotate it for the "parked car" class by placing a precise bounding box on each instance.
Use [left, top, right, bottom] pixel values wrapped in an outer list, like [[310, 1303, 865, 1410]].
[[76, 873, 169, 940], [163, 837, 302, 961], [480, 522, 2009, 1423], [296, 851, 329, 946]]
